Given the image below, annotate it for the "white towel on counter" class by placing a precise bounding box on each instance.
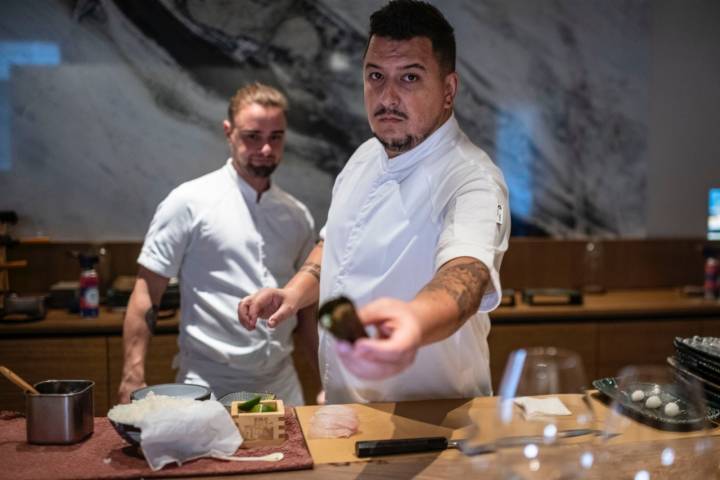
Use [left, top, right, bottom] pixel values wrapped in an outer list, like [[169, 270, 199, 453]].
[[139, 399, 242, 471], [514, 396, 572, 421]]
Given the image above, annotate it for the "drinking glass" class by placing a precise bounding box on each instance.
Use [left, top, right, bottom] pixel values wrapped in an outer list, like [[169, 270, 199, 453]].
[[475, 347, 597, 479], [594, 364, 717, 479]]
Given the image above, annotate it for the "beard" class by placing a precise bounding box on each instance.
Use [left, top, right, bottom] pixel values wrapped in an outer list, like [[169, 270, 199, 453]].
[[246, 164, 277, 178], [371, 106, 429, 156], [374, 133, 417, 155]]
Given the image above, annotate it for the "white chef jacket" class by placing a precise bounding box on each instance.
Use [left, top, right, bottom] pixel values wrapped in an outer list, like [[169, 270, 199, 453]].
[[319, 115, 510, 403], [138, 159, 315, 403]]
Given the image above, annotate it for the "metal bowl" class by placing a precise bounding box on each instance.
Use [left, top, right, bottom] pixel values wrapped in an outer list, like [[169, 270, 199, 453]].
[[130, 383, 211, 401]]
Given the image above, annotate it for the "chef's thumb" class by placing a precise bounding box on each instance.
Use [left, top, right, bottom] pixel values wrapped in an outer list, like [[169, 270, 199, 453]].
[[268, 304, 292, 327]]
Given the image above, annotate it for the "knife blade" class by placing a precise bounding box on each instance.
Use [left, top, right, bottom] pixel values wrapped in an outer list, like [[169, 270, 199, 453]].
[[355, 428, 602, 458], [460, 428, 602, 456]]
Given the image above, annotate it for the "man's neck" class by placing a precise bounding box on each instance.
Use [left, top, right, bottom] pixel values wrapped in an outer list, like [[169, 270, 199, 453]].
[[232, 161, 270, 201], [385, 110, 453, 158]]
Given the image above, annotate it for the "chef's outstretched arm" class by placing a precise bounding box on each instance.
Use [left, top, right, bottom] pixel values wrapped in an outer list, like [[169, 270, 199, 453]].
[[336, 256, 490, 380], [238, 240, 324, 330]]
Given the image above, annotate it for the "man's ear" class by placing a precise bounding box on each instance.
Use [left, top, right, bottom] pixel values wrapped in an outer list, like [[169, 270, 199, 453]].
[[443, 72, 458, 109], [222, 119, 232, 138]]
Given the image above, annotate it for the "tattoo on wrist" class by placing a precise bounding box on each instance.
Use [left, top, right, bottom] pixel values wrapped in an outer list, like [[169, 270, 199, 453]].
[[299, 262, 321, 281], [421, 260, 489, 321], [145, 305, 159, 334]]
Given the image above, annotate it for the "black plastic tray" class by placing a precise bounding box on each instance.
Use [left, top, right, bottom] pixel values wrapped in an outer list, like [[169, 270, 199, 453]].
[[674, 336, 720, 366], [669, 357, 720, 410], [674, 349, 720, 385], [592, 377, 719, 431]]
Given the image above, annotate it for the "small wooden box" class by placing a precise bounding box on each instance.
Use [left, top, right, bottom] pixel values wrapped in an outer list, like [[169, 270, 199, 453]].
[[230, 399, 286, 448]]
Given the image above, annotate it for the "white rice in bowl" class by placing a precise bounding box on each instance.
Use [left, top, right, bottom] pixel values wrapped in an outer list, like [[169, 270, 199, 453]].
[[108, 392, 196, 426]]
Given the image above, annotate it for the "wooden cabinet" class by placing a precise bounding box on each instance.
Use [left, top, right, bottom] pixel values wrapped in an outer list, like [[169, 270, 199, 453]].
[[0, 311, 180, 415], [488, 290, 720, 392], [2, 290, 719, 413], [594, 319, 704, 379], [488, 323, 597, 392], [0, 337, 110, 413], [488, 317, 720, 393]]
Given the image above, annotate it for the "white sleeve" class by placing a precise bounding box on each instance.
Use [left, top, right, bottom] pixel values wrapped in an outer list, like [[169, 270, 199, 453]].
[[434, 176, 510, 313], [137, 187, 193, 278]]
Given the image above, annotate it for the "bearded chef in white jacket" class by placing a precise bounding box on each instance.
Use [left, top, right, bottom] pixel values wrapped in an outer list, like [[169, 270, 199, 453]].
[[238, 0, 510, 403]]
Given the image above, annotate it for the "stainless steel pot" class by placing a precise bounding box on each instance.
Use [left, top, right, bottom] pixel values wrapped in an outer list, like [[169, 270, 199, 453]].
[[26, 380, 94, 444]]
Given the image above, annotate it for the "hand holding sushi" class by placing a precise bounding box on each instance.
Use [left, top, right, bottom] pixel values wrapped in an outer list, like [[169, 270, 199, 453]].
[[335, 297, 423, 380], [334, 257, 491, 380]]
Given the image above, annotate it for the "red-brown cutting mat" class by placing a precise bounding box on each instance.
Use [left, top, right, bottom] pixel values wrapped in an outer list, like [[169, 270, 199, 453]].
[[0, 410, 313, 480]]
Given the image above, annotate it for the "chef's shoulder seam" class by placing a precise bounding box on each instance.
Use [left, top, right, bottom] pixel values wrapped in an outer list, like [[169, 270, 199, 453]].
[[172, 166, 237, 234]]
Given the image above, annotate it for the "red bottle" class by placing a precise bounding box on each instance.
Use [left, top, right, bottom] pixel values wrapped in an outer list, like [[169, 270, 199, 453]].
[[705, 257, 719, 301], [79, 254, 100, 317]]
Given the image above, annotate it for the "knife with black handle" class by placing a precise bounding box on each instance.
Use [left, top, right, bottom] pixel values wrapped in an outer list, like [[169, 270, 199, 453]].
[[356, 437, 456, 457]]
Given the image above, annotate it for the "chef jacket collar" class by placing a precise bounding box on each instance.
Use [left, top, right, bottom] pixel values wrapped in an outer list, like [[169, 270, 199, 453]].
[[225, 157, 276, 204], [380, 113, 461, 174]]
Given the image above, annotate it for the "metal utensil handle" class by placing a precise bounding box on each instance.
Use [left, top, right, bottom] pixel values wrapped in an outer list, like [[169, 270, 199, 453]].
[[0, 365, 39, 394], [355, 436, 448, 457], [460, 428, 602, 457]]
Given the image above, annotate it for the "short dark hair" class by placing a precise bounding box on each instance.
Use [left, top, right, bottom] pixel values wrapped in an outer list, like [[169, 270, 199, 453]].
[[365, 0, 456, 74]]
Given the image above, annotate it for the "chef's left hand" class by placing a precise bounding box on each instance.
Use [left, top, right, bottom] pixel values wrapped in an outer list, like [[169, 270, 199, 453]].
[[335, 297, 422, 380]]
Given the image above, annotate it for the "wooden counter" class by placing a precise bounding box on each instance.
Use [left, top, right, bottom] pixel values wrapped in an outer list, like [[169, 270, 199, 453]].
[[494, 289, 720, 321], [0, 308, 179, 336], [0, 309, 320, 414], [2, 289, 720, 413], [204, 394, 720, 479]]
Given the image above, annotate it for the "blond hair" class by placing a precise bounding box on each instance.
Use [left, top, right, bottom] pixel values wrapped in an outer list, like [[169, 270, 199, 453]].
[[228, 82, 288, 124]]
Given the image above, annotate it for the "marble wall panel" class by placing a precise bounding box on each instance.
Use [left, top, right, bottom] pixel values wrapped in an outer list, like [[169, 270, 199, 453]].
[[0, 0, 649, 240]]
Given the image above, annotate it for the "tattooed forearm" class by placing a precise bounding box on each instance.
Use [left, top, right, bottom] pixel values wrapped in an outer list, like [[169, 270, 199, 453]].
[[420, 259, 489, 321], [299, 262, 321, 281], [145, 305, 159, 334]]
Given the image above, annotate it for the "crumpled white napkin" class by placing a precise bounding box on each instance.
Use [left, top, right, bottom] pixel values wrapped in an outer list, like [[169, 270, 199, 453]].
[[138, 399, 243, 471], [514, 396, 572, 421]]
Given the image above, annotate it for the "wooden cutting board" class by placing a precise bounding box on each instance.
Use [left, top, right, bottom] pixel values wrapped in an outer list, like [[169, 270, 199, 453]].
[[295, 398, 480, 464], [295, 394, 720, 464]]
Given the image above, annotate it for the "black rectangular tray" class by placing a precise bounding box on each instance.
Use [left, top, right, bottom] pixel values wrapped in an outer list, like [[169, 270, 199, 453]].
[[522, 288, 583, 306], [674, 336, 720, 365], [674, 348, 720, 385]]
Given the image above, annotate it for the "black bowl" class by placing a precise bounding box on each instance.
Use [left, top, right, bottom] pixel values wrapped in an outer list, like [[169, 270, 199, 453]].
[[109, 419, 141, 446]]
